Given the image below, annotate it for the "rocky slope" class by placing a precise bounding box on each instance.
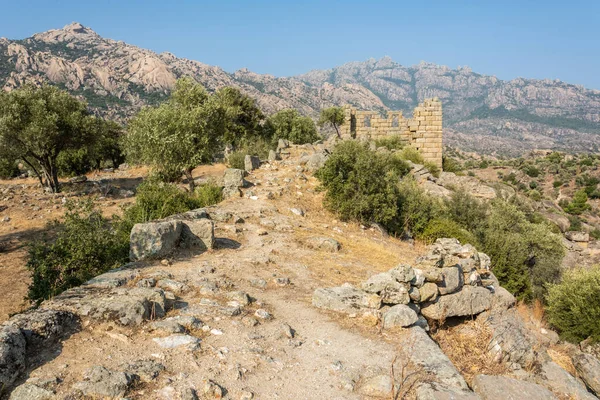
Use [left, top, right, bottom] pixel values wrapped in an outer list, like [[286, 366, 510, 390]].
[[1, 144, 599, 399], [2, 22, 600, 155]]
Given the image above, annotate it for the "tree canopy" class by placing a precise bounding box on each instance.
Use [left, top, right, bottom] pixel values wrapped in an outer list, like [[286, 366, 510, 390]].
[[124, 78, 226, 191], [0, 84, 94, 192], [210, 87, 265, 147], [264, 109, 319, 144], [318, 106, 345, 138]]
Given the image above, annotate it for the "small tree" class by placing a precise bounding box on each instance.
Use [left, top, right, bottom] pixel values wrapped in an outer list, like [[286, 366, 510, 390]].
[[210, 87, 265, 147], [264, 109, 319, 144], [124, 78, 225, 191], [0, 85, 93, 192], [318, 106, 345, 138], [563, 189, 591, 215]]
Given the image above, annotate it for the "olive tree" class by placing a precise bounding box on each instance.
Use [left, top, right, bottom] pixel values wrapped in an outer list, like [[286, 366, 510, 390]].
[[124, 78, 225, 191], [318, 106, 345, 138], [264, 109, 319, 144], [0, 85, 93, 193], [210, 87, 265, 147]]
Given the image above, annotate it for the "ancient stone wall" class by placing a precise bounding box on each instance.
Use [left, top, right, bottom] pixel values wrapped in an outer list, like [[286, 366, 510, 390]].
[[340, 98, 443, 168]]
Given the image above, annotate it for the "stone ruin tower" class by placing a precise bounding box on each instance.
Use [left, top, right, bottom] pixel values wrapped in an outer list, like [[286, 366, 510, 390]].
[[339, 98, 443, 169]]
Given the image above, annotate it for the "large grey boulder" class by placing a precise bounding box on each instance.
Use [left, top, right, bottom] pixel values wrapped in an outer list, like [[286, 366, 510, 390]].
[[421, 286, 492, 320], [312, 285, 381, 314], [223, 168, 246, 188], [305, 152, 327, 171], [74, 366, 137, 398], [9, 383, 54, 400], [573, 353, 600, 396], [6, 309, 77, 349], [0, 325, 26, 388], [534, 361, 597, 400], [179, 219, 214, 250], [401, 327, 470, 392], [565, 231, 590, 242], [43, 287, 166, 326], [472, 375, 557, 400], [382, 304, 418, 329], [306, 237, 341, 252], [130, 220, 182, 260], [244, 155, 260, 172]]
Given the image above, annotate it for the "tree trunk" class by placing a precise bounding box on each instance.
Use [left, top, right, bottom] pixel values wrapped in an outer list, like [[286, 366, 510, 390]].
[[40, 157, 60, 193], [333, 123, 341, 138], [22, 158, 45, 189], [184, 168, 195, 192]]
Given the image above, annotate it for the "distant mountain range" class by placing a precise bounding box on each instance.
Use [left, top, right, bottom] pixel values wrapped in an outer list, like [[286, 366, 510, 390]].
[[2, 22, 600, 155]]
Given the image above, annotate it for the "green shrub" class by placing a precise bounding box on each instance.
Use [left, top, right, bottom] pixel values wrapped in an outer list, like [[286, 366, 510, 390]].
[[529, 189, 541, 201], [148, 166, 183, 184], [398, 147, 425, 164], [397, 179, 444, 237], [569, 216, 582, 231], [529, 181, 538, 189], [264, 109, 319, 144], [479, 159, 489, 169], [546, 266, 600, 343], [227, 151, 246, 170], [27, 200, 128, 301], [116, 181, 203, 238], [315, 140, 410, 227], [0, 158, 20, 179], [57, 148, 92, 177], [562, 189, 591, 215], [481, 200, 564, 301], [444, 191, 489, 233], [424, 162, 440, 178], [503, 172, 518, 185], [374, 136, 405, 151], [421, 218, 478, 246], [523, 165, 541, 177], [591, 229, 600, 240], [442, 156, 462, 173], [195, 181, 223, 206]]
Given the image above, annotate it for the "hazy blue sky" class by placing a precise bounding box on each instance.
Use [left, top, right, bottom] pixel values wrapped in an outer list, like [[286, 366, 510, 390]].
[[2, 0, 599, 88]]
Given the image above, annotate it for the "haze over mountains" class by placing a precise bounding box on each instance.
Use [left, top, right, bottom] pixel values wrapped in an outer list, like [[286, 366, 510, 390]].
[[1, 22, 600, 155]]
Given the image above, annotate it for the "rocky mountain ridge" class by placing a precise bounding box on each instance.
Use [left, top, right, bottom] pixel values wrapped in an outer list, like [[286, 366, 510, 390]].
[[2, 22, 600, 155]]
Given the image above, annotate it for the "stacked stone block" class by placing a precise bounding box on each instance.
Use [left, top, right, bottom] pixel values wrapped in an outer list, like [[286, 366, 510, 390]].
[[340, 98, 443, 169]]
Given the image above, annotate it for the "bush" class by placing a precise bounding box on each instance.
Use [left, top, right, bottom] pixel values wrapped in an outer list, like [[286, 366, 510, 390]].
[[57, 148, 92, 177], [421, 218, 478, 246], [424, 162, 440, 178], [523, 165, 541, 178], [148, 166, 184, 184], [481, 200, 564, 301], [264, 109, 319, 145], [591, 229, 600, 240], [315, 140, 410, 227], [529, 181, 538, 189], [27, 200, 128, 301], [116, 181, 204, 238], [0, 158, 20, 179], [546, 266, 600, 343], [397, 179, 444, 237], [374, 136, 405, 151], [195, 181, 223, 206], [562, 189, 591, 215], [227, 151, 246, 170], [569, 216, 582, 231], [398, 147, 424, 164], [529, 189, 541, 201], [444, 191, 489, 233], [479, 159, 489, 169], [442, 156, 462, 173]]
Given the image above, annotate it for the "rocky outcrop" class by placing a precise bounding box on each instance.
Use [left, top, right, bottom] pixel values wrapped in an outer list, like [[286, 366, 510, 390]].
[[130, 209, 214, 260], [573, 353, 600, 396], [472, 375, 557, 400]]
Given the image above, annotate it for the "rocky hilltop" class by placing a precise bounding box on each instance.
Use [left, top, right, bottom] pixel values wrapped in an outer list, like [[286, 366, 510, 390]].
[[2, 22, 600, 154]]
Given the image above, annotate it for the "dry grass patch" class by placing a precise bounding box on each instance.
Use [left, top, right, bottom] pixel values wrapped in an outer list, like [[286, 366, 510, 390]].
[[432, 318, 509, 385]]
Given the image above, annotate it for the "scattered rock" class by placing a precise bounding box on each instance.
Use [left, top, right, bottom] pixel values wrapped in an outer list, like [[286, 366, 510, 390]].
[[153, 334, 201, 349], [73, 366, 137, 398], [244, 155, 260, 172], [565, 231, 590, 242], [306, 237, 341, 252], [290, 207, 304, 216], [382, 304, 418, 329], [8, 383, 54, 400], [357, 374, 393, 398]]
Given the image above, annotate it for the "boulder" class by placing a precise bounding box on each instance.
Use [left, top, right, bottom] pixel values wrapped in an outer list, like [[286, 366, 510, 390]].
[[565, 231, 590, 242], [179, 219, 214, 250], [535, 361, 597, 400], [223, 168, 246, 188], [382, 304, 418, 329], [306, 237, 340, 252], [6, 309, 77, 349], [276, 139, 290, 152], [421, 286, 492, 320], [472, 375, 557, 400], [437, 265, 464, 295], [573, 353, 600, 396], [9, 383, 54, 400], [401, 327, 470, 392], [312, 285, 381, 314], [73, 366, 137, 398], [305, 153, 327, 171], [357, 374, 393, 398], [491, 286, 516, 310], [0, 325, 26, 388], [129, 220, 182, 261], [419, 283, 439, 303], [43, 287, 166, 326], [153, 334, 201, 349], [244, 155, 260, 172], [389, 264, 415, 283]]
